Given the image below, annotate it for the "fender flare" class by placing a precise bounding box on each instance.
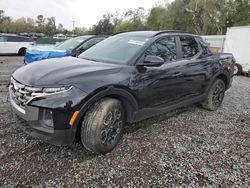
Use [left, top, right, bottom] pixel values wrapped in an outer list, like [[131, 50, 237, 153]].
[[72, 86, 139, 128], [206, 69, 231, 93]]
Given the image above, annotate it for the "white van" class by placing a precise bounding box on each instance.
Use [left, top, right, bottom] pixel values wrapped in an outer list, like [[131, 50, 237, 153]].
[[223, 26, 250, 75], [0, 35, 34, 55]]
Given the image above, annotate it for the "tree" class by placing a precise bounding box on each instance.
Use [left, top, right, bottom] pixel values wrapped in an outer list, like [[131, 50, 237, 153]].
[[1, 1, 250, 36], [72, 27, 88, 35], [45, 17, 56, 36], [57, 24, 64, 32], [26, 18, 36, 32], [115, 21, 133, 32], [184, 0, 226, 34], [115, 7, 146, 32], [14, 18, 29, 33], [36, 15, 46, 33], [146, 6, 168, 30], [92, 14, 119, 35], [226, 0, 250, 28], [0, 10, 13, 33]]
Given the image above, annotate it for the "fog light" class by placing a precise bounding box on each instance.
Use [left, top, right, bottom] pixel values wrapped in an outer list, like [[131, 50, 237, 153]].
[[40, 109, 54, 128]]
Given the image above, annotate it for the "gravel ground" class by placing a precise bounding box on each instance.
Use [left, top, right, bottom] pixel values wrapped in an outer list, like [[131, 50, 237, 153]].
[[0, 56, 249, 187]]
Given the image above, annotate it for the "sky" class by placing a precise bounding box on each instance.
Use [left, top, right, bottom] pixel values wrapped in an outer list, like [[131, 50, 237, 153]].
[[0, 0, 174, 30]]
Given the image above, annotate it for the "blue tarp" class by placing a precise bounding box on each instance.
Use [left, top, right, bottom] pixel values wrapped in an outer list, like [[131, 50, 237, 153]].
[[25, 47, 70, 64]]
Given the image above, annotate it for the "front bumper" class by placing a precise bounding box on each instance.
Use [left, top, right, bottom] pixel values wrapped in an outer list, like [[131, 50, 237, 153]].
[[9, 83, 87, 146], [10, 97, 76, 146], [13, 113, 75, 146]]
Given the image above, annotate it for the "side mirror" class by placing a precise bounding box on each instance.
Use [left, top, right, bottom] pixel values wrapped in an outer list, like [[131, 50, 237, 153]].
[[139, 55, 165, 67]]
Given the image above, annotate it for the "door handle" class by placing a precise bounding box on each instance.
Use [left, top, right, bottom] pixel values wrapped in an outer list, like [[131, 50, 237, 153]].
[[203, 63, 209, 67], [172, 72, 182, 77]]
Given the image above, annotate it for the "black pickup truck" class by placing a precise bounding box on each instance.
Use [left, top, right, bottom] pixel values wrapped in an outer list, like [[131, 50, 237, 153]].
[[9, 31, 235, 154]]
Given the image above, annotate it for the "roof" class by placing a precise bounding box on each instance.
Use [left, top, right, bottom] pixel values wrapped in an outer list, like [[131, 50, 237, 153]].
[[114, 30, 195, 37], [75, 35, 108, 39], [0, 34, 30, 38], [0, 33, 17, 36]]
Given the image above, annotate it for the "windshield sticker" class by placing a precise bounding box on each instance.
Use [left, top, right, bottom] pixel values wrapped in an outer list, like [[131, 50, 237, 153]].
[[128, 40, 146, 46], [76, 39, 84, 42]]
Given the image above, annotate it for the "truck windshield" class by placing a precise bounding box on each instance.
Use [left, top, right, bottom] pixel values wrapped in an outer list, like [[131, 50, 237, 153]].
[[79, 35, 150, 64], [55, 36, 90, 50]]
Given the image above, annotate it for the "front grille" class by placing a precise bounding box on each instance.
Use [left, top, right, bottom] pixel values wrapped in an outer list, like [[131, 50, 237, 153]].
[[9, 78, 43, 110]]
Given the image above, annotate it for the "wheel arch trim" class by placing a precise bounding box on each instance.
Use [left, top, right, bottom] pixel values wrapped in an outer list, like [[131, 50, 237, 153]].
[[72, 86, 139, 128], [207, 69, 231, 93], [18, 47, 27, 54]]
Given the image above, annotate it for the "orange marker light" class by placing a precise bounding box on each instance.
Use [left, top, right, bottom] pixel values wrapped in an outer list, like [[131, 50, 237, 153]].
[[69, 111, 79, 126]]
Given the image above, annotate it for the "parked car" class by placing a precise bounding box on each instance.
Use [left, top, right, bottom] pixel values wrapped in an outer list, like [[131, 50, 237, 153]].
[[9, 31, 235, 154], [53, 34, 67, 39], [0, 34, 34, 55], [25, 35, 107, 64]]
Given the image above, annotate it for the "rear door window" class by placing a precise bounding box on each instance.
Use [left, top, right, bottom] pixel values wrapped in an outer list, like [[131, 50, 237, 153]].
[[20, 37, 31, 42], [179, 36, 199, 58], [198, 38, 212, 58], [7, 36, 30, 42]]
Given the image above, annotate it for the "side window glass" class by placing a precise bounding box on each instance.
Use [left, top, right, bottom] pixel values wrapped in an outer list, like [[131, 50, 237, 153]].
[[7, 36, 14, 42], [7, 36, 20, 42], [20, 37, 28, 42], [80, 38, 103, 50], [199, 39, 212, 58], [19, 37, 25, 42], [180, 36, 199, 58], [23, 37, 32, 42], [145, 37, 177, 62], [0, 36, 7, 42]]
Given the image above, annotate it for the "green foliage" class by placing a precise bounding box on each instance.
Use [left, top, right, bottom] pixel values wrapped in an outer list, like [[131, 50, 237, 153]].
[[226, 0, 250, 27], [115, 21, 133, 32], [115, 7, 146, 32], [0, 0, 250, 36], [144, 0, 250, 35], [0, 10, 68, 36], [72, 27, 88, 35], [146, 6, 168, 30], [45, 17, 56, 36], [91, 14, 117, 35]]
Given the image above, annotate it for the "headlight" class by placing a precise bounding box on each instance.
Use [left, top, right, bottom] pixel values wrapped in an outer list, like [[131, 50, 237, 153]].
[[30, 86, 72, 98], [42, 86, 72, 93]]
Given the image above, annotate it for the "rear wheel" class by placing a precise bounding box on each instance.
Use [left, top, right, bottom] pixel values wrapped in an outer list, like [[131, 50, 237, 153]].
[[201, 79, 225, 111], [18, 48, 26, 56], [81, 98, 125, 154]]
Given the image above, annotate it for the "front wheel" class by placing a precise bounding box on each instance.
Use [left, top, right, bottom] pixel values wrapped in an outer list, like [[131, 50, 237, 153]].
[[201, 79, 225, 111], [81, 98, 125, 154]]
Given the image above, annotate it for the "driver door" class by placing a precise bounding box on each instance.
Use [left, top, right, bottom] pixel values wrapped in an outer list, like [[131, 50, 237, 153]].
[[136, 36, 198, 109]]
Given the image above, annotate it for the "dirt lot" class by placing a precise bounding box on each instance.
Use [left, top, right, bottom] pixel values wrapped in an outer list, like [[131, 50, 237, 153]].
[[0, 56, 249, 187]]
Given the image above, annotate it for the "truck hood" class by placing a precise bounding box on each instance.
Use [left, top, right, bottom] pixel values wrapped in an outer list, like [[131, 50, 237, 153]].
[[13, 56, 122, 87]]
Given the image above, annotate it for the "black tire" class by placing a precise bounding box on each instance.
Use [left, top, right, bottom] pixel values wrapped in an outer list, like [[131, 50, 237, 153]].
[[18, 48, 26, 56], [201, 79, 225, 111], [234, 63, 243, 75], [81, 98, 125, 154]]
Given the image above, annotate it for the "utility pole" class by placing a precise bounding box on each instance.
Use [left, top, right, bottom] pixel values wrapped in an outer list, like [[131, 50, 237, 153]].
[[72, 20, 76, 33]]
